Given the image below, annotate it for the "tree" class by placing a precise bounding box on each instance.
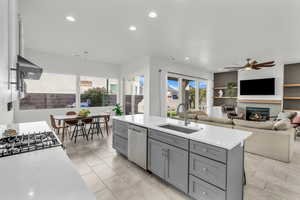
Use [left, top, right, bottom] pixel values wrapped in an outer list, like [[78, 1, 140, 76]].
[[81, 87, 108, 107]]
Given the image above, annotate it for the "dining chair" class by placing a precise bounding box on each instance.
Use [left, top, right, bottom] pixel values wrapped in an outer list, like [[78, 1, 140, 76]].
[[99, 115, 110, 136], [65, 111, 88, 143], [50, 115, 68, 136], [87, 116, 103, 140]]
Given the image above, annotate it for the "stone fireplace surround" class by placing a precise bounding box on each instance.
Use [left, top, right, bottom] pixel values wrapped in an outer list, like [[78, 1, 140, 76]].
[[237, 102, 281, 121]]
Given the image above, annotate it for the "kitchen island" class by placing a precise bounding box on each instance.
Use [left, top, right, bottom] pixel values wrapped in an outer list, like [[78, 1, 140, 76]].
[[0, 121, 95, 200], [112, 114, 252, 200]]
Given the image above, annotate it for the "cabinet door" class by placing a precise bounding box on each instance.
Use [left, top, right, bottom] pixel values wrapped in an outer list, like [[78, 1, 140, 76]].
[[113, 135, 128, 156], [148, 139, 166, 179], [165, 144, 189, 193]]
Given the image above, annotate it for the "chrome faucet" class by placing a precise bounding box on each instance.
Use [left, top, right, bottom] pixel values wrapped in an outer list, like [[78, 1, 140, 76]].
[[177, 103, 190, 126]]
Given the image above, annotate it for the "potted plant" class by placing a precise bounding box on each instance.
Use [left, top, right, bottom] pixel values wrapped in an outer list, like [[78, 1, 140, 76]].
[[113, 104, 123, 116], [78, 109, 91, 117], [226, 82, 237, 97]]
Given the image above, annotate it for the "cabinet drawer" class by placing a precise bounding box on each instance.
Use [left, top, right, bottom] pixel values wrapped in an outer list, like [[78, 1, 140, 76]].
[[149, 129, 188, 150], [113, 119, 128, 139], [190, 140, 227, 163], [189, 175, 225, 200], [113, 135, 128, 156], [190, 153, 226, 189]]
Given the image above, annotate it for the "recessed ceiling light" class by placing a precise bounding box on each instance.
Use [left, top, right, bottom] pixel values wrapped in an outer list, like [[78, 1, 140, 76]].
[[129, 26, 137, 31], [148, 11, 158, 18], [185, 57, 190, 61], [66, 16, 76, 22]]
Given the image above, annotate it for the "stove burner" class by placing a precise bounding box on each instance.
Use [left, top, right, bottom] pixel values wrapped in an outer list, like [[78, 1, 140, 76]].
[[0, 131, 61, 158]]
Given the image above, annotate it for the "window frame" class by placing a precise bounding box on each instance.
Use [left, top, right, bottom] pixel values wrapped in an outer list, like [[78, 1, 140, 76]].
[[18, 73, 120, 111], [166, 73, 208, 115]]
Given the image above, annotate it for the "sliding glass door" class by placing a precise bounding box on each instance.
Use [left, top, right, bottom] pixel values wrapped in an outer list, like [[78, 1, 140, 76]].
[[167, 77, 180, 117], [166, 74, 207, 118], [198, 81, 207, 111]]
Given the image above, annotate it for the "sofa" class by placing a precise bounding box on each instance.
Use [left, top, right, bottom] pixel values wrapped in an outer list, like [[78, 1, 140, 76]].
[[185, 115, 295, 163]]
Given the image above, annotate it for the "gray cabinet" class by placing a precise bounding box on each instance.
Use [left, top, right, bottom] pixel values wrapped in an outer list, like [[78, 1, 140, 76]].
[[148, 138, 188, 193], [148, 139, 166, 179], [113, 119, 128, 139], [190, 153, 226, 189], [165, 144, 188, 193], [189, 175, 225, 200], [149, 129, 188, 150], [189, 143, 244, 200], [190, 140, 227, 163], [113, 135, 128, 156], [112, 120, 128, 156]]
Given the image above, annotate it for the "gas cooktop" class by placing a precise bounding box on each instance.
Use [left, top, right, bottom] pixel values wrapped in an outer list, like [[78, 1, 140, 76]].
[[0, 131, 62, 158]]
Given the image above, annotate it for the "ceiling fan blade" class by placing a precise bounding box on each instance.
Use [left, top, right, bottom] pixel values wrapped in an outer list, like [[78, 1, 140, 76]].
[[224, 67, 243, 69], [260, 64, 275, 67], [254, 61, 275, 66]]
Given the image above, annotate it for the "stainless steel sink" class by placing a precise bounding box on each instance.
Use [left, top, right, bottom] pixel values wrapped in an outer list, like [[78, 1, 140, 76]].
[[158, 124, 199, 134]]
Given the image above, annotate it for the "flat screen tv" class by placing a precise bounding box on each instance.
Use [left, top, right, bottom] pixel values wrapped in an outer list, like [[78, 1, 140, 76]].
[[240, 78, 275, 95]]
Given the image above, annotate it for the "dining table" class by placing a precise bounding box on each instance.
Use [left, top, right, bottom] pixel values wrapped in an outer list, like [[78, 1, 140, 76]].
[[53, 113, 110, 145]]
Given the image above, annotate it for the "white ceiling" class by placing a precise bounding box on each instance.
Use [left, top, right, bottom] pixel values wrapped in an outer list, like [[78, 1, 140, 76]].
[[19, 0, 300, 71]]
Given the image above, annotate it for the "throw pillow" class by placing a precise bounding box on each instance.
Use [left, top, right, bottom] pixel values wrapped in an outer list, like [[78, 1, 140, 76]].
[[210, 117, 233, 125], [286, 112, 297, 120], [292, 115, 300, 124], [233, 119, 275, 130], [197, 115, 211, 122], [277, 112, 289, 120], [273, 118, 291, 130]]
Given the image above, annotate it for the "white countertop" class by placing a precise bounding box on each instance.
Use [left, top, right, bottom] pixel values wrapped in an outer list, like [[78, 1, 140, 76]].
[[113, 114, 252, 150], [0, 121, 95, 200], [0, 121, 52, 138]]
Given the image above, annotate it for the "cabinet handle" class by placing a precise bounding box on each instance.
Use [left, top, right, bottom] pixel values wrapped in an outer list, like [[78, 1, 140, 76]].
[[167, 149, 170, 178], [193, 159, 195, 170], [202, 191, 207, 196], [192, 181, 195, 193], [148, 142, 151, 168], [202, 167, 207, 172]]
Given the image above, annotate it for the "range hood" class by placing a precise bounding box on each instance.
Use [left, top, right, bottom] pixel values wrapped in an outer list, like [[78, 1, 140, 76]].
[[17, 55, 43, 80]]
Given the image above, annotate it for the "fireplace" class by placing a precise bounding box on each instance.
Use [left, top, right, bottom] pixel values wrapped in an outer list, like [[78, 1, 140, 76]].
[[246, 107, 270, 121]]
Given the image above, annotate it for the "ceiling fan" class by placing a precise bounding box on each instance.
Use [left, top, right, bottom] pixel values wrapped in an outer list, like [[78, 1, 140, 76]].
[[224, 58, 275, 71]]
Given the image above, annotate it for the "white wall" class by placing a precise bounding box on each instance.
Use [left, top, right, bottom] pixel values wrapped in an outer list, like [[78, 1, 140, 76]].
[[120, 56, 150, 115], [24, 49, 121, 77], [149, 57, 213, 116], [238, 62, 284, 100], [0, 0, 18, 124], [14, 49, 121, 124]]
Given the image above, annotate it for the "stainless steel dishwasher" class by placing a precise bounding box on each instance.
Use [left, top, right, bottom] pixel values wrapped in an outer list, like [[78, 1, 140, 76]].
[[128, 124, 148, 170]]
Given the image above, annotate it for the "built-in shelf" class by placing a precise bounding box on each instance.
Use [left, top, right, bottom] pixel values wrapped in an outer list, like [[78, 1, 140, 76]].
[[284, 84, 300, 87], [283, 97, 300, 100], [238, 99, 282, 104], [284, 109, 300, 112], [214, 87, 237, 90], [214, 97, 237, 99]]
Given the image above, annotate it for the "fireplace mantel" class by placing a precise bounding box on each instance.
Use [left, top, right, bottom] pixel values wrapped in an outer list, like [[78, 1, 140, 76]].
[[238, 99, 282, 104]]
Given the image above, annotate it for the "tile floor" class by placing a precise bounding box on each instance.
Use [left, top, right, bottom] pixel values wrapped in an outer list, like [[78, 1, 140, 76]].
[[64, 129, 300, 200]]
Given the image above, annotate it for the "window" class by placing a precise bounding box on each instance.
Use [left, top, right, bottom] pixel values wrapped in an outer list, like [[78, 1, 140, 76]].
[[19, 73, 76, 110], [167, 77, 180, 117], [80, 76, 118, 107], [124, 76, 144, 114], [166, 74, 208, 118], [198, 81, 207, 111], [182, 79, 196, 110]]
